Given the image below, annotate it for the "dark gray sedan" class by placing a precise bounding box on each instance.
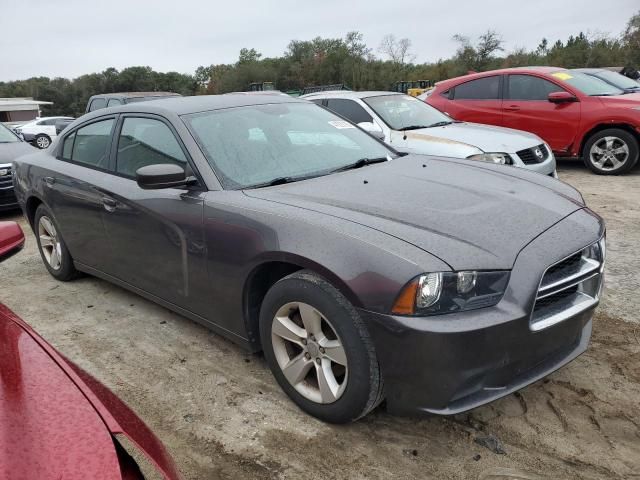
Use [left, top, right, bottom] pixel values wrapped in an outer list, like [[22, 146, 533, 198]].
[[0, 123, 35, 211], [12, 95, 605, 423]]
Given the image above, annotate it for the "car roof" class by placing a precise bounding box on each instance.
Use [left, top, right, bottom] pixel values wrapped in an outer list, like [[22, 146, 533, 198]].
[[301, 91, 403, 100], [435, 66, 565, 88], [89, 92, 181, 99], [81, 93, 309, 119], [571, 68, 605, 74]]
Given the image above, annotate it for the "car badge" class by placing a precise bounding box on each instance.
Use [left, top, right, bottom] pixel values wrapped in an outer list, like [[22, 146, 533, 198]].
[[0, 169, 8, 177], [534, 148, 544, 159]]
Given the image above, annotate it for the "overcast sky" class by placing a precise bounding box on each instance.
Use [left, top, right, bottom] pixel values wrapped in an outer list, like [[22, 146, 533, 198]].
[[1, 0, 637, 81]]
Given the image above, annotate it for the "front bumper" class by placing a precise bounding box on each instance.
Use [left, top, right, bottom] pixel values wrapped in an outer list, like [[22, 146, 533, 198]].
[[360, 303, 593, 415], [509, 148, 557, 176], [0, 166, 17, 211], [361, 207, 604, 416]]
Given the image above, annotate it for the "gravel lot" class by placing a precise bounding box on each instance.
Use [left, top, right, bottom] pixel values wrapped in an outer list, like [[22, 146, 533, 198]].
[[2, 159, 639, 480]]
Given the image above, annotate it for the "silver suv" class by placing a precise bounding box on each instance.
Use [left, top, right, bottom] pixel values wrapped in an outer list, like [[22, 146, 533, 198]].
[[301, 91, 557, 177]]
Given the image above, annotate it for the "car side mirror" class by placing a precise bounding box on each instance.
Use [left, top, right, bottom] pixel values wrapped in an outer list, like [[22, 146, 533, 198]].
[[548, 91, 578, 104], [357, 121, 385, 140], [0, 221, 25, 263], [136, 164, 192, 190]]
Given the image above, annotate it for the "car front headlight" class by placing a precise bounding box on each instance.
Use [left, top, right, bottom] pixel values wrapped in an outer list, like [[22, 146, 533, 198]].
[[392, 271, 510, 315], [466, 152, 512, 165]]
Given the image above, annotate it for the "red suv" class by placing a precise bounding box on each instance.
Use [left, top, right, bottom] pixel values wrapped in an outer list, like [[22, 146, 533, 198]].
[[427, 67, 640, 175]]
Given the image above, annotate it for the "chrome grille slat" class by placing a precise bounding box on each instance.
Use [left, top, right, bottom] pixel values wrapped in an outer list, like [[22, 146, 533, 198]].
[[530, 239, 604, 331]]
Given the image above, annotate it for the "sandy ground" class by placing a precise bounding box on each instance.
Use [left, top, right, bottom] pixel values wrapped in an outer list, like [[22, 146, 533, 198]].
[[1, 159, 639, 480]]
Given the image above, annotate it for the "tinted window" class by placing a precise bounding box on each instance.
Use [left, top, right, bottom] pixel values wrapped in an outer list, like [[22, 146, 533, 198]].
[[454, 76, 500, 100], [310, 99, 324, 106], [184, 103, 393, 189], [107, 98, 123, 107], [325, 99, 373, 124], [507, 75, 564, 100], [116, 117, 186, 178], [69, 119, 114, 168], [89, 98, 107, 111]]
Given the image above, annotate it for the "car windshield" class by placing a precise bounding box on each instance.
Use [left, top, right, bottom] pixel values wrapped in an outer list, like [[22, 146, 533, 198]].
[[593, 70, 640, 90], [0, 124, 19, 143], [551, 71, 624, 96], [363, 94, 453, 131], [184, 102, 395, 189]]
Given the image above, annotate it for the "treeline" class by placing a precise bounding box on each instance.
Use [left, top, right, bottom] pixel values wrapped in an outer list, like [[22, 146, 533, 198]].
[[1, 10, 638, 117]]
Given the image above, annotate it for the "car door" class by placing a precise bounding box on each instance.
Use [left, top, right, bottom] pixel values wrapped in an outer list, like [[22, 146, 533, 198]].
[[44, 117, 116, 271], [446, 75, 503, 125], [502, 74, 581, 152], [98, 114, 209, 313]]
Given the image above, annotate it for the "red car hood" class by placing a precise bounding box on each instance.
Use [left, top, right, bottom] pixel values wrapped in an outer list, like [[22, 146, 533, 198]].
[[597, 92, 640, 106], [0, 304, 181, 480]]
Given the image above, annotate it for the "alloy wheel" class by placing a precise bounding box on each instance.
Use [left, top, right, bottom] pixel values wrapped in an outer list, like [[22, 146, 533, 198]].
[[36, 136, 50, 149], [271, 302, 348, 404], [590, 136, 630, 172], [38, 216, 62, 270]]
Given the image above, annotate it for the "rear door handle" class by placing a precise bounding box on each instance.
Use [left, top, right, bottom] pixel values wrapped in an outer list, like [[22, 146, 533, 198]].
[[43, 176, 55, 186], [504, 105, 520, 112], [102, 197, 117, 212]]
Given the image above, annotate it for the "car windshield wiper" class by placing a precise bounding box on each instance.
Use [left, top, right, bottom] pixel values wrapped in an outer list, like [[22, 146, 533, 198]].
[[244, 173, 326, 189], [400, 125, 430, 131], [330, 157, 389, 173], [425, 121, 455, 128]]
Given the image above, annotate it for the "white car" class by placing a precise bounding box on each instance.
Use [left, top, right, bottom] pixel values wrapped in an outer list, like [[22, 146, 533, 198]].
[[301, 91, 557, 177], [14, 116, 74, 149]]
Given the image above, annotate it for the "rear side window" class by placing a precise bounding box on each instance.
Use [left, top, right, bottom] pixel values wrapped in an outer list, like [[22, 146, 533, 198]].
[[325, 99, 373, 124], [453, 76, 501, 100], [88, 98, 107, 111], [116, 117, 186, 178], [507, 75, 564, 100], [107, 98, 123, 107], [66, 119, 114, 168]]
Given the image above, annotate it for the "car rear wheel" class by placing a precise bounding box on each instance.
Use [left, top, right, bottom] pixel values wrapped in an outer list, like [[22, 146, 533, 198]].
[[34, 204, 79, 281], [34, 134, 51, 149], [583, 129, 639, 175], [259, 270, 384, 423]]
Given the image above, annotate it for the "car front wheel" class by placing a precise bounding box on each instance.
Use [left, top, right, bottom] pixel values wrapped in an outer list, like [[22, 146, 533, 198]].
[[34, 204, 79, 281], [260, 270, 384, 423], [34, 134, 51, 149], [583, 129, 639, 175]]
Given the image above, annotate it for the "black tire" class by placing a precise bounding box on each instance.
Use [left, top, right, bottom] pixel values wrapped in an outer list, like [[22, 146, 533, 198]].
[[582, 128, 639, 175], [259, 270, 384, 423], [34, 204, 79, 281], [34, 133, 51, 149]]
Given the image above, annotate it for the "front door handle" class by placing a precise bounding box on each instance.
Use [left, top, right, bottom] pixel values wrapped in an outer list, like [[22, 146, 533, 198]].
[[504, 105, 521, 112], [102, 197, 117, 212], [43, 176, 55, 186]]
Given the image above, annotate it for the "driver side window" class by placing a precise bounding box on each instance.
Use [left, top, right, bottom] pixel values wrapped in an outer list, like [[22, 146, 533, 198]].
[[116, 117, 186, 178]]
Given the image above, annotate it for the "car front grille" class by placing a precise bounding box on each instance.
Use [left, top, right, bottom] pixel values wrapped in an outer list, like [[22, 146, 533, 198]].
[[530, 238, 605, 331], [517, 144, 549, 165], [0, 165, 13, 190]]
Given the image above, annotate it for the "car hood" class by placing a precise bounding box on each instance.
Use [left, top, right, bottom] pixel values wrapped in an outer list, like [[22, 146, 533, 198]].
[[401, 122, 543, 154], [596, 92, 640, 106], [0, 141, 35, 165], [245, 155, 584, 270], [0, 304, 181, 480]]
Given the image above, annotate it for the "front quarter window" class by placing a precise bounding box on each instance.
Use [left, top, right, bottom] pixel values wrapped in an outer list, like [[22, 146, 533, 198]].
[[183, 102, 394, 189]]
